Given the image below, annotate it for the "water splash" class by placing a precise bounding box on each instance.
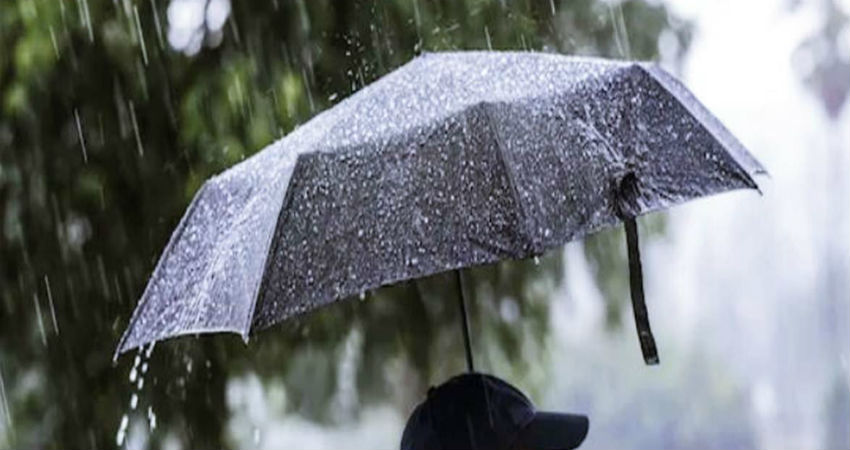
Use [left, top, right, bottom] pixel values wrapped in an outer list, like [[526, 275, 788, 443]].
[[115, 414, 129, 446], [146, 406, 157, 430], [145, 342, 156, 358], [117, 342, 156, 448]]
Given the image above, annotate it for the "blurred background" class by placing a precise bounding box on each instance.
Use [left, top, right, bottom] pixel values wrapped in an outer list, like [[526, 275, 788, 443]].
[[0, 0, 847, 448]]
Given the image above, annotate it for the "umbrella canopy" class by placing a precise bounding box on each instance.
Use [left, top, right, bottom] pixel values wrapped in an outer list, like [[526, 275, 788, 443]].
[[115, 51, 764, 360]]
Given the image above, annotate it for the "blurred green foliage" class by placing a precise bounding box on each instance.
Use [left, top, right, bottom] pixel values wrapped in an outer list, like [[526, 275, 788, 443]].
[[0, 0, 690, 448]]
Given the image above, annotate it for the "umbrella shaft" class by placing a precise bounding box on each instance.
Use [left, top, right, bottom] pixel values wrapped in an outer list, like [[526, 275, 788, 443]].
[[455, 270, 475, 372]]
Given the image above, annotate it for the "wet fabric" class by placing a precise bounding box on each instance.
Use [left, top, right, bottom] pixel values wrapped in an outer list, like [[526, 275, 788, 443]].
[[115, 51, 764, 357]]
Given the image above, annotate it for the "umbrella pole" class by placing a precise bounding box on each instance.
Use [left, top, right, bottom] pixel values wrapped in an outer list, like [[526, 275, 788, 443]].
[[455, 269, 475, 372]]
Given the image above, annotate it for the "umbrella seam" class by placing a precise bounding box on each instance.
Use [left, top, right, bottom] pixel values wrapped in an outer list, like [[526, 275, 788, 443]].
[[246, 155, 309, 335], [313, 53, 625, 161], [479, 101, 536, 255]]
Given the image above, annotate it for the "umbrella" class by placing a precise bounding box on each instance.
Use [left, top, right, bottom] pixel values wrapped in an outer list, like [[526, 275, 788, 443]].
[[114, 51, 765, 367]]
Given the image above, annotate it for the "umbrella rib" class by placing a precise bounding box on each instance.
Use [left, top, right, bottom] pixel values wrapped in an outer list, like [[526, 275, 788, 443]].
[[247, 155, 308, 334], [467, 234, 516, 259], [479, 102, 535, 254]]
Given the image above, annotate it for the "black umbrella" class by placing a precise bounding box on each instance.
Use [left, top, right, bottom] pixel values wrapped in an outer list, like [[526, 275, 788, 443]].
[[114, 51, 764, 368]]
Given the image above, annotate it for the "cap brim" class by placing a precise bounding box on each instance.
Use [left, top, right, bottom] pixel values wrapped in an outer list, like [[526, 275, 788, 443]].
[[515, 411, 589, 450]]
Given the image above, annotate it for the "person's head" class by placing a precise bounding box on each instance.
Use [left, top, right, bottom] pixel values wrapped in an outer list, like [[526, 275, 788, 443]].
[[400, 373, 588, 450]]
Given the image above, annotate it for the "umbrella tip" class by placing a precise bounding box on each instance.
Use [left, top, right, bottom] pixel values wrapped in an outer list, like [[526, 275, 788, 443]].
[[750, 168, 770, 196], [112, 336, 128, 363]]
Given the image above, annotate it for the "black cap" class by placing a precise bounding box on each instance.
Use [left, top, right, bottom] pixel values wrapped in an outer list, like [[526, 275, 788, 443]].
[[400, 373, 588, 450]]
